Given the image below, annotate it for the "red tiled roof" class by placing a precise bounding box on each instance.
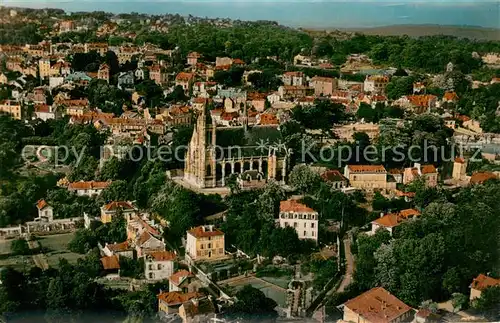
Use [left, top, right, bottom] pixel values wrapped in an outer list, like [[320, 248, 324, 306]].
[[470, 172, 497, 185], [232, 58, 245, 65], [280, 199, 316, 213], [36, 199, 49, 210], [443, 91, 459, 101], [372, 213, 405, 228], [68, 181, 112, 190], [406, 95, 437, 108], [344, 287, 412, 323], [34, 104, 51, 113], [146, 251, 176, 261], [454, 157, 466, 164], [470, 274, 500, 291], [421, 164, 437, 174], [188, 226, 224, 238], [176, 72, 194, 81], [106, 241, 130, 252], [169, 270, 194, 286], [347, 165, 386, 173], [100, 255, 120, 270], [103, 201, 135, 212], [259, 113, 279, 125], [321, 170, 347, 182], [398, 209, 420, 219], [158, 292, 202, 306]]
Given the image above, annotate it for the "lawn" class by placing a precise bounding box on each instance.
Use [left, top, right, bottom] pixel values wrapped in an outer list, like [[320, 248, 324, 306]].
[[0, 239, 35, 270], [37, 233, 84, 267]]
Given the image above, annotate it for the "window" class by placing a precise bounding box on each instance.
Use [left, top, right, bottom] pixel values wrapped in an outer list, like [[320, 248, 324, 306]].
[[312, 231, 315, 237], [311, 223, 315, 228], [293, 222, 297, 228], [200, 244, 204, 249], [158, 264, 162, 270], [304, 223, 306, 228], [208, 243, 212, 249], [303, 231, 306, 236], [149, 264, 153, 270]]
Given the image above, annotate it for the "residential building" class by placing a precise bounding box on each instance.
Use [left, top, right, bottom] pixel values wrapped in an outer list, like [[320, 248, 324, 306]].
[[0, 73, 8, 84], [38, 58, 51, 79], [344, 165, 394, 191], [363, 75, 389, 94], [293, 54, 312, 66], [100, 201, 137, 223], [413, 82, 426, 94], [36, 199, 54, 222], [0, 100, 22, 119], [34, 104, 58, 121], [187, 52, 201, 66], [321, 170, 348, 189], [169, 270, 195, 293], [215, 57, 233, 67], [186, 225, 225, 261], [97, 63, 110, 83], [403, 163, 438, 187], [278, 199, 318, 242], [395, 95, 437, 114], [342, 287, 413, 323], [158, 292, 203, 315], [469, 274, 500, 300], [470, 171, 497, 185], [443, 91, 459, 104], [85, 43, 108, 56], [67, 181, 112, 197], [117, 71, 134, 90], [59, 20, 75, 33], [179, 297, 216, 323], [175, 72, 195, 91], [150, 65, 168, 85], [371, 209, 420, 235], [278, 85, 310, 100], [283, 71, 305, 86], [310, 76, 337, 97], [102, 241, 134, 259], [101, 255, 120, 279], [144, 251, 176, 281], [127, 215, 165, 257]]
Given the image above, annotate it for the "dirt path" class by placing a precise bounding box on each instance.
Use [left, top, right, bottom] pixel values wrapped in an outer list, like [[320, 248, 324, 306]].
[[27, 239, 49, 270], [336, 238, 354, 293]]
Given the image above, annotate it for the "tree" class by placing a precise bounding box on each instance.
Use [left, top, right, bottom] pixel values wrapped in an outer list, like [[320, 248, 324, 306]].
[[451, 292, 468, 312], [385, 76, 415, 100], [227, 285, 278, 321], [165, 85, 188, 102], [10, 239, 30, 256], [288, 164, 322, 195]]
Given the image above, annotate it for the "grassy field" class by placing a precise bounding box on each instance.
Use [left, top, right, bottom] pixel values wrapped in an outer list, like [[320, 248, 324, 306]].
[[0, 239, 34, 270], [37, 233, 84, 267]]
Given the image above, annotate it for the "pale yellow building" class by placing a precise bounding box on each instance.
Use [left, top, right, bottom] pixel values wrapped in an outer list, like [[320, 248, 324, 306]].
[[344, 165, 394, 191], [186, 225, 225, 261], [0, 100, 22, 119]]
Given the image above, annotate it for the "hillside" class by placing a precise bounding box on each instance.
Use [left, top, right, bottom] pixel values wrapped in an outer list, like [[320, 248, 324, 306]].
[[339, 24, 500, 41]]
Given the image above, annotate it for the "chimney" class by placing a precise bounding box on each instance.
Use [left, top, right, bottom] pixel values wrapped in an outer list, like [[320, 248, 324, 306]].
[[380, 212, 384, 218]]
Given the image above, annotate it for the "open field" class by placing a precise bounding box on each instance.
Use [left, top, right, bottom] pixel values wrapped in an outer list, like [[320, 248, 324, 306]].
[[220, 275, 288, 307], [36, 233, 84, 267], [0, 239, 35, 270]]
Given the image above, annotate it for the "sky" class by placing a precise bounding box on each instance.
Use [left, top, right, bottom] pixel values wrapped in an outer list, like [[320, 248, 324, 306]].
[[3, 0, 499, 28]]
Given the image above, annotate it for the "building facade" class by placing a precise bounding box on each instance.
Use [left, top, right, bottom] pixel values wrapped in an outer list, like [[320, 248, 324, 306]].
[[183, 106, 288, 188], [278, 199, 318, 242], [186, 225, 225, 261]]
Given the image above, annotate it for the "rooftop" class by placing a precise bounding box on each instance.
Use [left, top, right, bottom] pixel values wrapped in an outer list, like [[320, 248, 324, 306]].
[[344, 287, 412, 323], [470, 274, 500, 291], [347, 165, 387, 173], [188, 225, 224, 238], [146, 251, 176, 262], [158, 291, 202, 306], [100, 255, 120, 270], [280, 199, 316, 213]]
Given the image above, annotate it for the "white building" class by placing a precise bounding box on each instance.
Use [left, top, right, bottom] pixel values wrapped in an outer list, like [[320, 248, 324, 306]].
[[278, 199, 318, 242], [363, 75, 389, 94], [144, 251, 176, 281], [67, 181, 112, 197], [36, 199, 53, 221]]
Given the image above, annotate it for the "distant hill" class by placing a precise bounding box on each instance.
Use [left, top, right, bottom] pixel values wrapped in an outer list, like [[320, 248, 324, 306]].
[[339, 24, 500, 41]]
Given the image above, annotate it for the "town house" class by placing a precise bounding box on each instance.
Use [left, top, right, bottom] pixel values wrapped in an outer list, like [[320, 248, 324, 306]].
[[371, 209, 420, 236], [283, 71, 305, 86], [67, 181, 112, 197], [403, 163, 438, 187], [321, 170, 348, 189], [363, 75, 389, 94], [100, 201, 137, 223], [176, 72, 195, 91], [344, 165, 395, 191], [310, 76, 337, 97], [342, 287, 413, 323], [186, 225, 225, 262], [158, 292, 203, 315], [278, 199, 319, 242], [169, 270, 196, 293], [469, 274, 500, 300], [0, 100, 22, 119], [144, 250, 176, 281], [102, 241, 134, 259]]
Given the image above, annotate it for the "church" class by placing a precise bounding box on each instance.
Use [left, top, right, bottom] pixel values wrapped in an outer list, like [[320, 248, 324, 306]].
[[184, 106, 288, 189]]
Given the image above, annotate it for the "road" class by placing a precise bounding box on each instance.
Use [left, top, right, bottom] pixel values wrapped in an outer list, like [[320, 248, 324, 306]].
[[27, 239, 49, 270], [336, 238, 354, 293]]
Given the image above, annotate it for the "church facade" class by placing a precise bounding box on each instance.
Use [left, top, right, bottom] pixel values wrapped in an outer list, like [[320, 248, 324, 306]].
[[184, 107, 288, 188]]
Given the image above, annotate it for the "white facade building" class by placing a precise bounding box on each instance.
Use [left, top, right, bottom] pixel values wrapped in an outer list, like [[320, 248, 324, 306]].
[[278, 199, 318, 242], [144, 251, 176, 281]]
